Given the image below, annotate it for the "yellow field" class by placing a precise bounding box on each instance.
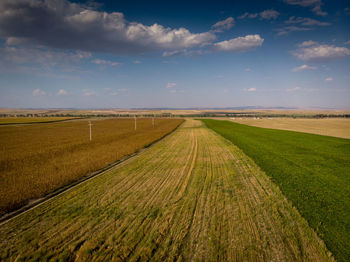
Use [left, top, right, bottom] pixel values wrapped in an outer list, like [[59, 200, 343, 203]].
[[230, 118, 350, 139], [0, 118, 183, 215], [0, 117, 78, 124], [0, 120, 332, 261]]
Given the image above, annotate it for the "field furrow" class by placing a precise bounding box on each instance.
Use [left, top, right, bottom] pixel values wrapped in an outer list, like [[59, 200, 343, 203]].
[[0, 120, 332, 261]]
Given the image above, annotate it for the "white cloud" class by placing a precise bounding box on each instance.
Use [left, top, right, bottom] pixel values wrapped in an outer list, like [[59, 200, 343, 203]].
[[285, 16, 330, 26], [292, 64, 317, 72], [238, 12, 258, 19], [284, 0, 327, 16], [56, 89, 67, 96], [287, 86, 302, 92], [1, 46, 91, 66], [345, 40, 350, 45], [276, 26, 312, 36], [277, 17, 330, 36], [0, 0, 216, 54], [298, 40, 318, 47], [118, 88, 127, 92], [83, 90, 96, 96], [109, 92, 118, 96], [238, 9, 279, 20], [245, 68, 252, 72], [92, 59, 121, 66], [104, 88, 111, 91], [213, 35, 264, 52], [293, 44, 350, 62], [243, 87, 257, 92], [325, 77, 333, 82], [260, 10, 280, 20], [166, 83, 176, 88], [211, 17, 235, 32], [162, 49, 203, 57], [32, 89, 46, 96], [133, 60, 141, 64]]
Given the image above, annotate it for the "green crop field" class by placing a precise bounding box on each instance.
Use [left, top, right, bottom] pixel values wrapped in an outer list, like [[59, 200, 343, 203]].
[[0, 120, 332, 261], [202, 119, 350, 262]]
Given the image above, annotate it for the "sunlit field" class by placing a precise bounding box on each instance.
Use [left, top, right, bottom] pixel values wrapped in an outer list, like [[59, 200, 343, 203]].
[[0, 118, 183, 215]]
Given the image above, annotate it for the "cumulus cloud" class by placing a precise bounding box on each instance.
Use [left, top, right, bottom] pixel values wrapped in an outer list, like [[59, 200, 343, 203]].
[[0, 0, 216, 54], [57, 89, 67, 95], [32, 88, 46, 96], [238, 9, 279, 20], [284, 0, 327, 16], [292, 64, 317, 72], [166, 83, 176, 88], [213, 35, 264, 52], [293, 44, 350, 62], [92, 59, 121, 66], [325, 77, 333, 82], [211, 17, 235, 32]]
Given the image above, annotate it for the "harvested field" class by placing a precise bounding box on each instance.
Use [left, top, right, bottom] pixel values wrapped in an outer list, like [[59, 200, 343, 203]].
[[0, 118, 183, 216], [0, 117, 79, 125], [203, 119, 350, 261], [230, 118, 350, 139], [0, 120, 332, 261]]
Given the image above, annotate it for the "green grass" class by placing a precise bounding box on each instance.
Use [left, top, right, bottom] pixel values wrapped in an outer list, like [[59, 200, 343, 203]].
[[202, 119, 350, 262]]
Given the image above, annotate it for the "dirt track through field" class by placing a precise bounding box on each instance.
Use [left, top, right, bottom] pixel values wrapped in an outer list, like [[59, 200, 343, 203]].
[[0, 120, 332, 261]]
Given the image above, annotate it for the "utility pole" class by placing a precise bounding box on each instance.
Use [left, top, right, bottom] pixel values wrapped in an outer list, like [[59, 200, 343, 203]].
[[134, 115, 137, 131], [88, 120, 92, 141]]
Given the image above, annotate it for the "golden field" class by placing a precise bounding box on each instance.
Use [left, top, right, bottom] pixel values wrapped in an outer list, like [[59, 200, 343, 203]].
[[230, 118, 350, 139], [0, 118, 183, 215]]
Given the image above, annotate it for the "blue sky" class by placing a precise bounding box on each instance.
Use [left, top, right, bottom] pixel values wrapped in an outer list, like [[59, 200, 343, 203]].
[[0, 0, 349, 109]]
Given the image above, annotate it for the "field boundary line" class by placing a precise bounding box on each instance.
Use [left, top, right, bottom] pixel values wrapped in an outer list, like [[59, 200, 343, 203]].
[[0, 118, 85, 126], [0, 120, 185, 226]]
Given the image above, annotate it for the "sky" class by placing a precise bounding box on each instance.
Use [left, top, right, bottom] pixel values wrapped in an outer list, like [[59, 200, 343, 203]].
[[0, 0, 349, 109]]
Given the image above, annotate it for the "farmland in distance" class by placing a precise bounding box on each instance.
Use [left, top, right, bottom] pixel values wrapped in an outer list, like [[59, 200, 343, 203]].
[[0, 118, 183, 216], [202, 119, 350, 261], [230, 117, 350, 139], [0, 117, 79, 125]]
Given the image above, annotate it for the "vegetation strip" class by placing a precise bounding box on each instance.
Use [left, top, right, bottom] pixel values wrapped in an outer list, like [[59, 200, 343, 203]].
[[0, 120, 332, 261], [202, 119, 350, 262]]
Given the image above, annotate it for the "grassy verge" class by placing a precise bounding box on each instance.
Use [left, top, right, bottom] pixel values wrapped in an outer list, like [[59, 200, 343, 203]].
[[202, 119, 350, 262]]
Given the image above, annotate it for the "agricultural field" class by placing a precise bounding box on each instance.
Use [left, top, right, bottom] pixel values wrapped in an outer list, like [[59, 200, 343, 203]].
[[230, 118, 350, 139], [0, 117, 79, 125], [202, 119, 350, 261], [0, 120, 332, 261], [0, 118, 183, 216]]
